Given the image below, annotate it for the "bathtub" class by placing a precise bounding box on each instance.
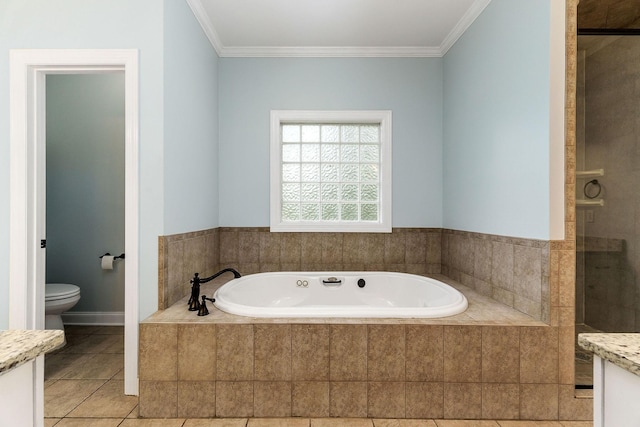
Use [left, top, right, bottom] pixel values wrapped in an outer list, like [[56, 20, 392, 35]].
[[213, 271, 468, 318]]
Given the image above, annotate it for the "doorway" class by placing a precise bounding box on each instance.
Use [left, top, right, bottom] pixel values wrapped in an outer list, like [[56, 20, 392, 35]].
[[46, 73, 126, 324], [9, 49, 139, 398]]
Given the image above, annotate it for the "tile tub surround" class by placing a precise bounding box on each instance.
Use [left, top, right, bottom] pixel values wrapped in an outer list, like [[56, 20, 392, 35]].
[[160, 227, 548, 323], [159, 228, 220, 309], [139, 277, 590, 421], [441, 230, 550, 322], [0, 329, 64, 373], [158, 227, 442, 310]]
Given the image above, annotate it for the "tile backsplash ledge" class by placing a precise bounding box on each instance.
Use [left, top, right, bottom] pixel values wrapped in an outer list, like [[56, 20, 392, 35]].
[[159, 227, 550, 322]]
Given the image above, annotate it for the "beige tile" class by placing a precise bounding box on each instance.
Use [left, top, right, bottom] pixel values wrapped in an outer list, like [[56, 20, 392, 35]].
[[183, 419, 248, 427], [362, 233, 385, 264], [513, 245, 543, 302], [405, 382, 443, 419], [254, 381, 292, 417], [559, 423, 593, 427], [558, 325, 575, 385], [374, 420, 437, 427], [139, 324, 177, 381], [491, 241, 514, 290], [44, 418, 61, 427], [426, 232, 442, 265], [216, 381, 254, 417], [311, 418, 373, 427], [320, 233, 342, 264], [178, 324, 216, 381], [54, 419, 122, 427], [406, 325, 444, 382], [255, 325, 292, 381], [62, 353, 123, 380], [93, 326, 124, 335], [368, 381, 405, 418], [482, 326, 519, 383], [482, 383, 519, 420], [301, 233, 323, 264], [342, 234, 364, 264], [247, 418, 309, 427], [292, 381, 329, 417], [61, 333, 124, 354], [443, 383, 482, 420], [238, 231, 260, 263], [280, 233, 302, 264], [292, 325, 330, 381], [558, 384, 593, 421], [497, 423, 563, 427], [119, 419, 186, 427], [177, 381, 216, 418], [444, 326, 482, 383], [260, 232, 282, 263], [435, 422, 499, 427], [217, 324, 254, 380], [68, 379, 137, 418], [519, 384, 559, 420], [44, 379, 107, 418], [219, 230, 239, 264], [368, 325, 405, 381], [330, 325, 367, 381], [384, 232, 406, 264], [405, 231, 427, 265], [138, 381, 178, 418], [473, 238, 493, 282], [45, 352, 95, 380], [329, 382, 368, 417], [520, 327, 559, 384]]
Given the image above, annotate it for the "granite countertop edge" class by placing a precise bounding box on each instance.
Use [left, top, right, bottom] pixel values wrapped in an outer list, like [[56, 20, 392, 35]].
[[578, 333, 640, 377], [0, 330, 65, 374]]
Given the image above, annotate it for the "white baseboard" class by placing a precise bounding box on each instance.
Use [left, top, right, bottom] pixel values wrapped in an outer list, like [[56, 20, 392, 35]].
[[61, 311, 125, 326]]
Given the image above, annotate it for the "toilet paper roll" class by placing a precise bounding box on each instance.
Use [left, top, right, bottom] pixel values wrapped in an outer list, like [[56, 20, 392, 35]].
[[101, 255, 115, 270]]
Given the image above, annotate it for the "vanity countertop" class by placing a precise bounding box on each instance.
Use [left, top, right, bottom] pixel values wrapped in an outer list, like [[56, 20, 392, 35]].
[[579, 333, 640, 377], [0, 329, 64, 374]]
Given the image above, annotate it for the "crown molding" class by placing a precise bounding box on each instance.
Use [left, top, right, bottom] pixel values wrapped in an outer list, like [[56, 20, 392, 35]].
[[440, 0, 492, 55], [218, 46, 443, 58], [186, 0, 491, 58], [185, 0, 224, 54]]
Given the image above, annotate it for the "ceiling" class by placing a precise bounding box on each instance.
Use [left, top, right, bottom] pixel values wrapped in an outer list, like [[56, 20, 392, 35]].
[[185, 0, 492, 57]]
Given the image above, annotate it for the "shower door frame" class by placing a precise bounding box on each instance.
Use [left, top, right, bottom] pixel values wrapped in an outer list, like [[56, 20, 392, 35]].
[[9, 49, 140, 404]]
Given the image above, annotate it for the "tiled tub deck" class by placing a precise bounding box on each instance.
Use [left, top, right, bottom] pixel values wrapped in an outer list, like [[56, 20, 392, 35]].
[[139, 275, 582, 421]]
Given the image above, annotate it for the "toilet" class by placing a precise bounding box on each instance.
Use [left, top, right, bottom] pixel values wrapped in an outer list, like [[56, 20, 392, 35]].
[[45, 283, 81, 331]]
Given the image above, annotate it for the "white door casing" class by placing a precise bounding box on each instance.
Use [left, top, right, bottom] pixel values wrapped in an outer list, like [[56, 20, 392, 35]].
[[9, 49, 140, 398]]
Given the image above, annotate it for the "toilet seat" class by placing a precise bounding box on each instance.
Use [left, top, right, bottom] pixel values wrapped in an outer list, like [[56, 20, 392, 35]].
[[46, 283, 80, 301]]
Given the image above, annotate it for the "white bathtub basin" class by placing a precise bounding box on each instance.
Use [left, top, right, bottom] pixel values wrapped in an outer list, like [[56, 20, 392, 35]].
[[213, 271, 468, 318]]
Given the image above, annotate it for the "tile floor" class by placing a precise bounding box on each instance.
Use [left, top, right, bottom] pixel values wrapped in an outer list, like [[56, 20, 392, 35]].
[[44, 326, 593, 427]]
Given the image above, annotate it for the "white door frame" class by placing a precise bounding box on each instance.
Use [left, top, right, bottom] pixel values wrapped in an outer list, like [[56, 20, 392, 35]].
[[9, 49, 140, 397]]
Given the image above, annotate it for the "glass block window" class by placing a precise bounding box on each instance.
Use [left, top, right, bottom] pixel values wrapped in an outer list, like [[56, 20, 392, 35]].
[[270, 111, 392, 232]]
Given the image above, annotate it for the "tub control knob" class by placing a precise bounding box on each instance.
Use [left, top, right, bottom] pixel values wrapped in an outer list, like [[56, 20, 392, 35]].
[[357, 279, 366, 288]]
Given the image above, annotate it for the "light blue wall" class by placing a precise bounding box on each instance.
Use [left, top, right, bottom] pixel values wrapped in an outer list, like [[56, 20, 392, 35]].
[[442, 0, 552, 239], [218, 58, 443, 227], [46, 74, 126, 313], [0, 0, 165, 329], [164, 0, 220, 234]]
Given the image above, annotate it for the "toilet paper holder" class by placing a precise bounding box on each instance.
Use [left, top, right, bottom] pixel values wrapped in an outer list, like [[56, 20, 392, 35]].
[[99, 252, 125, 260]]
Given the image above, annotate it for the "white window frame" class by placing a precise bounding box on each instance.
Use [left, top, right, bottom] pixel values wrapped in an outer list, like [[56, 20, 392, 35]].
[[270, 110, 392, 233]]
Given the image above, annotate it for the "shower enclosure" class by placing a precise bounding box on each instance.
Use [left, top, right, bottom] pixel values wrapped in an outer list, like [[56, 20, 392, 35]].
[[575, 34, 640, 386]]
